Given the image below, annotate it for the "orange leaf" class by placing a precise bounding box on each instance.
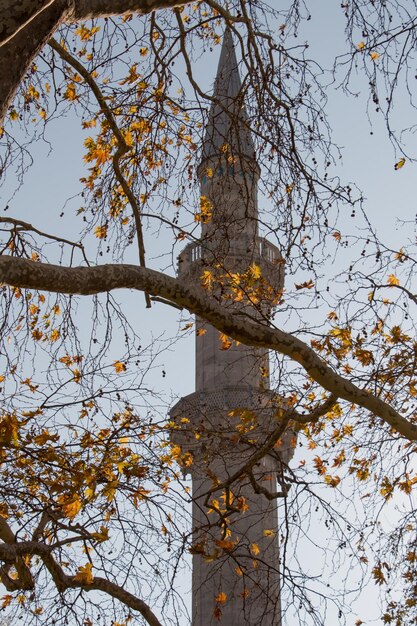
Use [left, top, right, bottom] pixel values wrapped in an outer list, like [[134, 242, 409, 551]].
[[113, 361, 127, 373], [215, 592, 227, 604]]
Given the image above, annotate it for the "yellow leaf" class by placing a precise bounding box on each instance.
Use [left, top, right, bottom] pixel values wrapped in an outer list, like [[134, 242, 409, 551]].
[[215, 592, 227, 604], [219, 333, 232, 351], [74, 562, 94, 584], [58, 494, 82, 520], [196, 328, 207, 336], [50, 329, 60, 342], [27, 85, 39, 100], [201, 270, 213, 290], [102, 480, 118, 502], [263, 529, 275, 537], [113, 361, 127, 373], [84, 486, 95, 501], [64, 82, 78, 101], [251, 542, 260, 556], [248, 263, 261, 280], [394, 157, 406, 170], [387, 274, 400, 286], [91, 526, 109, 543], [195, 195, 212, 223], [94, 224, 108, 239], [357, 41, 365, 50], [9, 109, 19, 121], [370, 51, 380, 61]]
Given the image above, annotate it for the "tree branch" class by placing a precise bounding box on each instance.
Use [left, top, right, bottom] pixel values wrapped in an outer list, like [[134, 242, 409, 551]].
[[0, 540, 164, 626], [71, 0, 192, 20], [0, 255, 416, 440]]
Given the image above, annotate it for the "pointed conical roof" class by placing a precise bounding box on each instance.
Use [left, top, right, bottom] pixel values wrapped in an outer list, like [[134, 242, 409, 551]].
[[199, 28, 256, 172]]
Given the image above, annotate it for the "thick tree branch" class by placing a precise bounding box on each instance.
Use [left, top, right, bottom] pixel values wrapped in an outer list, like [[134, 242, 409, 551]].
[[0, 256, 416, 440], [71, 0, 192, 19], [0, 0, 57, 47]]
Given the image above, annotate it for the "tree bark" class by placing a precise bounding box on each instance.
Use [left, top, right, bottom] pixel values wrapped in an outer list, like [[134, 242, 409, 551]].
[[0, 255, 416, 440]]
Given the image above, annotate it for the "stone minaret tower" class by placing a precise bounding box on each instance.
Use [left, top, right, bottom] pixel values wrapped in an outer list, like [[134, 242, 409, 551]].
[[170, 28, 294, 626]]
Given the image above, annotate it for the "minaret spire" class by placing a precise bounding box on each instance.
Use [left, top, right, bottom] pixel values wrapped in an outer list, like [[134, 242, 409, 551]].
[[198, 28, 260, 243], [199, 26, 256, 172]]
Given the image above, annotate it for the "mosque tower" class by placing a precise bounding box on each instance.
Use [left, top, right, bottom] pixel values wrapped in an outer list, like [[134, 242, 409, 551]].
[[170, 28, 294, 626]]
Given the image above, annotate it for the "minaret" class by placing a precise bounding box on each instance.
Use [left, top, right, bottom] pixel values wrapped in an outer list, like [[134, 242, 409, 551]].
[[170, 29, 294, 625]]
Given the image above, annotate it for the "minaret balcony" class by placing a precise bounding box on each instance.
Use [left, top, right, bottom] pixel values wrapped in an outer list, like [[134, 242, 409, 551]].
[[169, 386, 296, 479], [177, 235, 285, 297]]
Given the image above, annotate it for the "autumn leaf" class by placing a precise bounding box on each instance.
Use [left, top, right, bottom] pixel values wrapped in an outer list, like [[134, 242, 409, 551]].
[[194, 195, 212, 223], [357, 41, 365, 50], [263, 529, 275, 537], [387, 274, 400, 286], [370, 51, 380, 60], [64, 82, 78, 101], [219, 333, 232, 351], [251, 543, 260, 556], [215, 592, 227, 604], [91, 525, 109, 543], [75, 25, 100, 41], [213, 606, 222, 621], [72, 368, 81, 383], [295, 279, 314, 290], [50, 329, 60, 342], [94, 224, 108, 239], [201, 270, 213, 290], [58, 494, 82, 520], [248, 263, 262, 280], [1, 595, 12, 608], [394, 157, 406, 170], [196, 328, 207, 336], [215, 539, 235, 552], [372, 564, 386, 585], [113, 361, 127, 373], [74, 563, 94, 584]]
